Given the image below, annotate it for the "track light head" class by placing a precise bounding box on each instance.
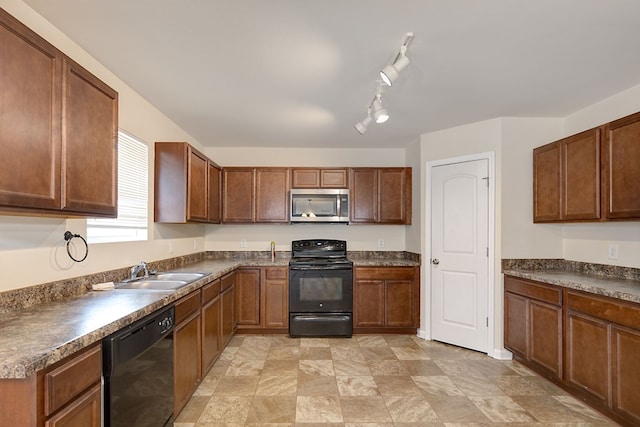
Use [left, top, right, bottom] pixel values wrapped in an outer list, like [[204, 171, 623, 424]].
[[372, 98, 389, 123], [355, 115, 373, 134], [380, 54, 410, 87]]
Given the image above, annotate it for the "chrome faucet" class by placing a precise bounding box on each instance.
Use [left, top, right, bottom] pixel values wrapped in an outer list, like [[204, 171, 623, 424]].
[[130, 261, 149, 280]]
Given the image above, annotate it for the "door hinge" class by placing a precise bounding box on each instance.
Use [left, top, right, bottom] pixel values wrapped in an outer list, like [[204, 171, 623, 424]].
[[486, 317, 489, 327], [482, 176, 489, 187], [486, 247, 489, 257]]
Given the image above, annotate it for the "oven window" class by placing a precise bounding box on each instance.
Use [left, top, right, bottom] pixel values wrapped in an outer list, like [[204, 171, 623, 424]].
[[300, 277, 343, 301]]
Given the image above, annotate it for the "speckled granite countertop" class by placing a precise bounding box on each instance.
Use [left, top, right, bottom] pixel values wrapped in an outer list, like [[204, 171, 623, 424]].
[[0, 253, 419, 379], [503, 259, 640, 305]]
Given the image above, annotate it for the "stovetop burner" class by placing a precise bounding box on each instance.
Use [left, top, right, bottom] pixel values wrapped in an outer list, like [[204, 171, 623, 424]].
[[289, 239, 352, 269]]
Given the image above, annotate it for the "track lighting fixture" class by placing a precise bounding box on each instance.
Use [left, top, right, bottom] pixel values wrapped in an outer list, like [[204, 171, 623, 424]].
[[354, 32, 414, 135], [380, 32, 414, 87]]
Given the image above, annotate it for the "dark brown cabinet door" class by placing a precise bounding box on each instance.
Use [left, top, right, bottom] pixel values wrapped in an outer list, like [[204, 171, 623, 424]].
[[62, 57, 118, 217], [379, 168, 411, 224], [562, 128, 601, 220], [44, 383, 101, 427], [533, 141, 562, 222], [529, 299, 562, 377], [263, 267, 288, 328], [566, 311, 611, 405], [255, 168, 289, 222], [174, 311, 201, 415], [221, 274, 236, 347], [354, 279, 385, 327], [504, 292, 528, 358], [236, 268, 261, 326], [201, 294, 221, 374], [350, 168, 378, 223], [612, 326, 640, 424], [385, 280, 413, 326], [208, 161, 221, 223], [0, 10, 62, 211], [222, 168, 255, 222], [187, 149, 208, 221], [604, 112, 640, 219]]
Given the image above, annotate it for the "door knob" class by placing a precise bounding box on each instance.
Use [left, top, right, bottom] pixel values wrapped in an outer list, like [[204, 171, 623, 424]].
[[432, 259, 440, 265]]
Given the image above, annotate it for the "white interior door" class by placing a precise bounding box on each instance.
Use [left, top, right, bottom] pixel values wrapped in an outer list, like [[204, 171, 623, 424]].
[[430, 159, 489, 353]]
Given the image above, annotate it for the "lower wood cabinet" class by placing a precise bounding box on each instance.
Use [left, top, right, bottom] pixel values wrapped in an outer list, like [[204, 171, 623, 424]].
[[201, 279, 222, 374], [565, 289, 640, 426], [0, 343, 102, 427], [504, 276, 563, 379], [353, 266, 419, 333], [504, 275, 640, 426], [236, 267, 288, 333], [221, 272, 237, 347]]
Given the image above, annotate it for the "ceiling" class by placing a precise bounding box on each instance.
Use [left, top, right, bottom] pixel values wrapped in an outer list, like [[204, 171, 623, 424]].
[[22, 0, 640, 149]]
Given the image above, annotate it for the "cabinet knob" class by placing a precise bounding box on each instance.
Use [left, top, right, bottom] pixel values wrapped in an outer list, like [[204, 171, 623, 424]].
[[431, 259, 440, 265]]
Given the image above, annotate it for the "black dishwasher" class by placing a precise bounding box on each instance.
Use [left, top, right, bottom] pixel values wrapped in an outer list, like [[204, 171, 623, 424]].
[[103, 305, 175, 427]]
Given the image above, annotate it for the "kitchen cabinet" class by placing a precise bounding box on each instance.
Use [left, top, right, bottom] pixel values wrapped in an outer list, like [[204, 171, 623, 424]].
[[350, 168, 412, 224], [220, 272, 237, 347], [504, 276, 563, 380], [603, 111, 640, 220], [291, 168, 349, 188], [201, 279, 222, 374], [533, 128, 601, 222], [174, 290, 202, 415], [236, 267, 289, 333], [565, 289, 640, 425], [0, 343, 102, 427], [353, 266, 419, 333], [155, 142, 222, 223], [208, 160, 222, 223], [222, 168, 290, 223], [0, 9, 118, 218]]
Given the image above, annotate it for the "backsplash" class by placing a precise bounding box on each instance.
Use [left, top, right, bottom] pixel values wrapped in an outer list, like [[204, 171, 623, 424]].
[[502, 258, 640, 281]]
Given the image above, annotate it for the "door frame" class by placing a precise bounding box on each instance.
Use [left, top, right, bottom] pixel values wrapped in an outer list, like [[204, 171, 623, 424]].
[[420, 151, 498, 357]]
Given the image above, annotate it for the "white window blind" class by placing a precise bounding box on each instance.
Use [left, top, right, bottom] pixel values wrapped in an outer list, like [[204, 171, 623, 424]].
[[87, 131, 148, 243]]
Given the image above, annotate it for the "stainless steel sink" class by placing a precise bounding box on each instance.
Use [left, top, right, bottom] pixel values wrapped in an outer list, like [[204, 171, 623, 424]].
[[115, 280, 189, 291], [114, 272, 208, 291], [152, 272, 207, 282]]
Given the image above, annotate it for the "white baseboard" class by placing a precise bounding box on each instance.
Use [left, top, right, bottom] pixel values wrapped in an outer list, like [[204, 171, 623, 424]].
[[490, 348, 513, 360]]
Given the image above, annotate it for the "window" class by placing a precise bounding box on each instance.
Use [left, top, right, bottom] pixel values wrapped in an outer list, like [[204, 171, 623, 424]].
[[87, 131, 148, 243]]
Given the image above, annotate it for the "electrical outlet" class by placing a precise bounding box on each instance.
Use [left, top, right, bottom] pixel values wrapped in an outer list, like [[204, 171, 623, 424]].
[[168, 243, 173, 254], [193, 239, 197, 250], [377, 239, 384, 248], [608, 243, 619, 259], [240, 240, 248, 248]]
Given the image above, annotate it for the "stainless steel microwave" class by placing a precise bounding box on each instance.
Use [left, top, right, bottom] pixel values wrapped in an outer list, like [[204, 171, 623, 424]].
[[290, 189, 349, 223]]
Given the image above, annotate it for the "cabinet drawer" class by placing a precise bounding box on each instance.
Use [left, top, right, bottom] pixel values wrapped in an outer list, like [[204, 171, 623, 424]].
[[44, 344, 101, 416], [504, 276, 562, 306], [566, 290, 640, 330], [202, 279, 221, 304], [221, 272, 235, 291], [265, 267, 287, 280], [176, 290, 201, 324], [355, 267, 416, 281]]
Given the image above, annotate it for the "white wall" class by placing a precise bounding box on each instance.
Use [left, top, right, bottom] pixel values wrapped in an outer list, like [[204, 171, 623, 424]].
[[0, 0, 205, 291]]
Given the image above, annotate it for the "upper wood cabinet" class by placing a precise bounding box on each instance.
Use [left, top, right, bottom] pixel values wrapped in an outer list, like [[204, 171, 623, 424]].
[[0, 9, 118, 217], [534, 110, 640, 223], [603, 112, 640, 220], [154, 142, 221, 223], [291, 168, 348, 188], [350, 168, 412, 224], [533, 128, 601, 223], [222, 167, 290, 223]]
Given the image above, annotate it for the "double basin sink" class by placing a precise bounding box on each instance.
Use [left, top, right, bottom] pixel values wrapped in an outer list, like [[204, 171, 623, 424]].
[[115, 272, 208, 291]]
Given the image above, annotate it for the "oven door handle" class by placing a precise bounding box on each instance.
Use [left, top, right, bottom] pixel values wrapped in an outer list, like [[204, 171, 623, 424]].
[[289, 265, 353, 271]]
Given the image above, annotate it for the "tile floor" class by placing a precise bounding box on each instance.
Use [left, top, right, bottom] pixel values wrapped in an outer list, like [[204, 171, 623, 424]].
[[173, 334, 618, 426]]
